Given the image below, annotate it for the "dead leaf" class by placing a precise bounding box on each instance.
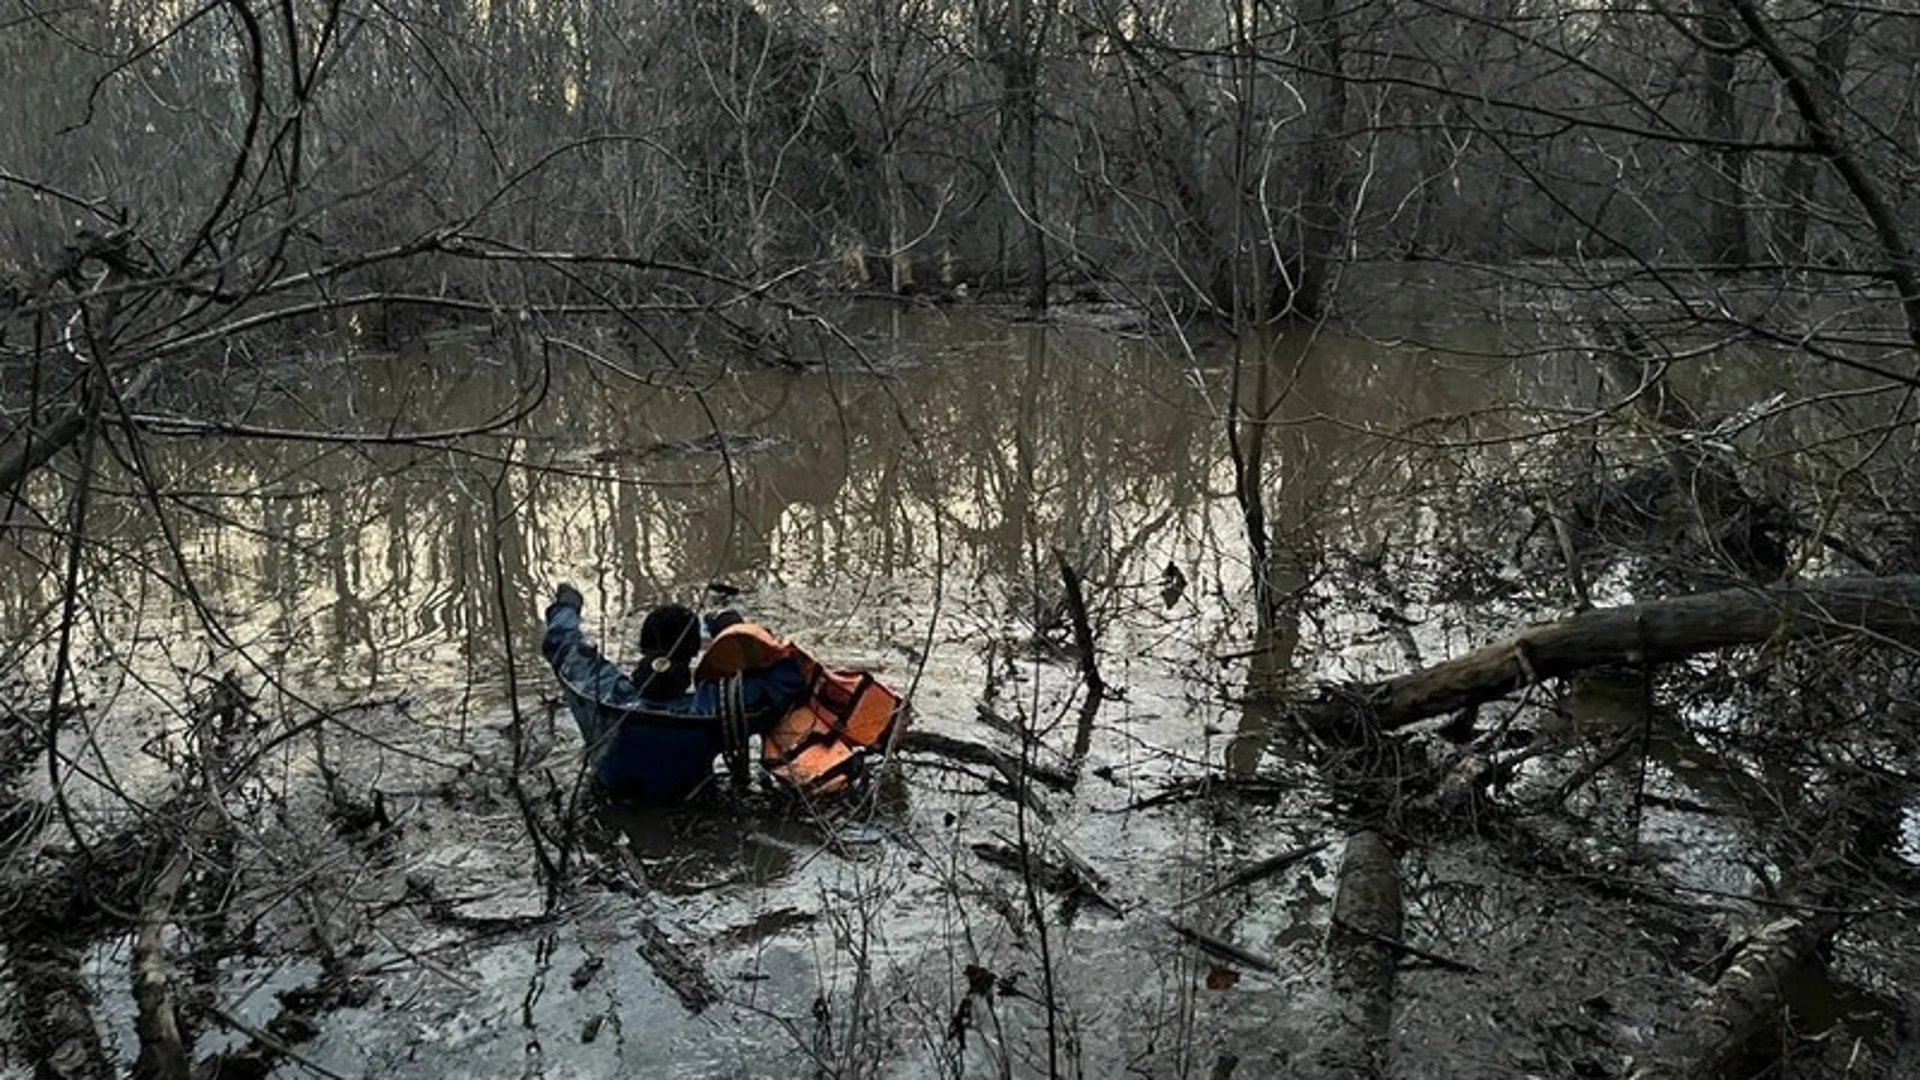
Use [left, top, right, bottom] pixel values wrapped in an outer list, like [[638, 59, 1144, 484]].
[[1205, 965, 1240, 990]]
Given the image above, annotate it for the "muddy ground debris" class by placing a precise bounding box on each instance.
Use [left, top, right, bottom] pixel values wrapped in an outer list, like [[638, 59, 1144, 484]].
[[6, 561, 1918, 1077]]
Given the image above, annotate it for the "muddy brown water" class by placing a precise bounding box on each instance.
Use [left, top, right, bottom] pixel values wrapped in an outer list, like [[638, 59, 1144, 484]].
[[2, 287, 1916, 1077]]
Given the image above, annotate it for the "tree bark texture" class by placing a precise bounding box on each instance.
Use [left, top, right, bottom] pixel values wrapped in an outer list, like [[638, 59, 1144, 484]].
[[134, 790, 230, 1080], [1777, 7, 1854, 262], [1291, 0, 1347, 319], [0, 411, 87, 500], [132, 835, 197, 1080], [0, 361, 158, 500], [1627, 911, 1834, 1080], [1729, 0, 1920, 352], [1316, 829, 1402, 1079], [1007, 0, 1048, 310], [1317, 575, 1920, 733], [1699, 0, 1750, 267]]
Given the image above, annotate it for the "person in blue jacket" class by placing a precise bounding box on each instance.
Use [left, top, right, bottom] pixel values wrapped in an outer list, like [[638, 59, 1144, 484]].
[[542, 583, 805, 803]]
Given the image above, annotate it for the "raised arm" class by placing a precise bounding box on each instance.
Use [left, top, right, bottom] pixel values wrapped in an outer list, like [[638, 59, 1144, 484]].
[[542, 584, 633, 707]]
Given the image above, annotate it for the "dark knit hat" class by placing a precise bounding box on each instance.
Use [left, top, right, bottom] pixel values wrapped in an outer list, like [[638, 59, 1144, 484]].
[[634, 604, 700, 699]]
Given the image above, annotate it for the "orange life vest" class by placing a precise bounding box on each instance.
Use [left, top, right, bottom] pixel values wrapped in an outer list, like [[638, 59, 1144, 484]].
[[696, 623, 908, 794]]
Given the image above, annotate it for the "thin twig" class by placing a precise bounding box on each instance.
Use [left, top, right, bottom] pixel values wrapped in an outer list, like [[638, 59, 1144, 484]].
[[205, 1005, 355, 1080], [1165, 920, 1281, 974], [1330, 916, 1479, 975], [1176, 841, 1331, 909]]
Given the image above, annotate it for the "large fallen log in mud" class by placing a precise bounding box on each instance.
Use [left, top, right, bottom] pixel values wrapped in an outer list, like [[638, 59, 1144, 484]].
[[1314, 830, 1403, 1079], [132, 816, 202, 1080], [1623, 777, 1898, 1079], [1626, 910, 1838, 1080], [1307, 575, 1920, 733]]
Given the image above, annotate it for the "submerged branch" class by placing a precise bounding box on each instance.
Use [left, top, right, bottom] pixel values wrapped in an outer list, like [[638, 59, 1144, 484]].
[[899, 730, 1076, 792], [1166, 921, 1282, 974], [1177, 841, 1331, 908], [1053, 547, 1107, 700]]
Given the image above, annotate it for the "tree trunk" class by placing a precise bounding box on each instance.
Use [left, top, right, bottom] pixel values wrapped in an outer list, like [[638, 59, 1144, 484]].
[[133, 821, 204, 1080], [1729, 0, 1920, 351], [1776, 7, 1853, 264], [1625, 777, 1891, 1078], [1006, 0, 1048, 311], [1291, 0, 1347, 319], [1627, 912, 1834, 1080], [1, 263, 153, 500], [0, 411, 87, 502], [1700, 0, 1750, 268]]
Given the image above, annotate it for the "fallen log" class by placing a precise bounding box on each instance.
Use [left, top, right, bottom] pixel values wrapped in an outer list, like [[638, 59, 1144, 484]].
[[635, 918, 720, 1013], [1315, 830, 1403, 1079], [133, 826, 199, 1080], [1305, 575, 1920, 734], [1626, 911, 1837, 1080], [3, 816, 171, 1078], [1623, 775, 1897, 1078]]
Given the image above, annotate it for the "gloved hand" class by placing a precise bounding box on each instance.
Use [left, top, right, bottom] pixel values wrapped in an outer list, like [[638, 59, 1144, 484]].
[[547, 582, 585, 622]]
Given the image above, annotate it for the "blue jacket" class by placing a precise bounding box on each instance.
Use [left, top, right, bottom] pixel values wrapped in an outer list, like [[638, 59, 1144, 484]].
[[542, 604, 805, 802]]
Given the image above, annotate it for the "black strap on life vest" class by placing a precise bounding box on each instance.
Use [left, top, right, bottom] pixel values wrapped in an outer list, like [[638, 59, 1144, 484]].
[[718, 674, 749, 787], [797, 748, 869, 794], [805, 669, 877, 738], [763, 725, 838, 769]]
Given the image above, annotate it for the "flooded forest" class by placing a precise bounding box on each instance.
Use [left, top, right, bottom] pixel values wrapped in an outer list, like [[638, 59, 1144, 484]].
[[5, 0, 1920, 1077]]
